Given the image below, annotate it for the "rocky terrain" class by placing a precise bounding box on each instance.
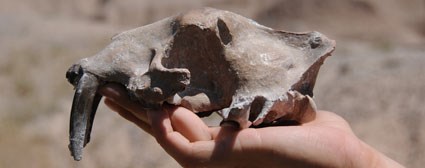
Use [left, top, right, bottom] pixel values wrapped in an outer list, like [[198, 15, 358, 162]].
[[0, 0, 424, 167]]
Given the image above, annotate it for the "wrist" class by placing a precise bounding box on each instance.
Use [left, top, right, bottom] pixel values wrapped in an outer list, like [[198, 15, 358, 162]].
[[352, 139, 404, 168]]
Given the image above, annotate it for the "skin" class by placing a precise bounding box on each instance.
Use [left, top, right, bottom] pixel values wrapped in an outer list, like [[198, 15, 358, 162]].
[[99, 83, 404, 168]]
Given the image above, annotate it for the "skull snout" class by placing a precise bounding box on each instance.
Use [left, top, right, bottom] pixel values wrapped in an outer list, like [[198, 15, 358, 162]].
[[66, 64, 84, 86]]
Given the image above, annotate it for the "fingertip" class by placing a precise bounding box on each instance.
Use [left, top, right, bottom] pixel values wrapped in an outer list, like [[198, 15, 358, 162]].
[[98, 83, 126, 98], [104, 97, 114, 105], [103, 98, 118, 111], [98, 86, 117, 98]]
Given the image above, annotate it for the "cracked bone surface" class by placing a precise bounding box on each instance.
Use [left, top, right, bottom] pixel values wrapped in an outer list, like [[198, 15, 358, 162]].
[[66, 7, 335, 161]]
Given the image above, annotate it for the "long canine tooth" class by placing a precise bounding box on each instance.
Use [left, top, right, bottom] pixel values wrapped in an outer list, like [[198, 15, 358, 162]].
[[69, 73, 101, 161]]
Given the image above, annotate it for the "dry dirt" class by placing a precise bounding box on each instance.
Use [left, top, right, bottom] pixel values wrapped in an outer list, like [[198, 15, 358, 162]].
[[0, 0, 424, 167]]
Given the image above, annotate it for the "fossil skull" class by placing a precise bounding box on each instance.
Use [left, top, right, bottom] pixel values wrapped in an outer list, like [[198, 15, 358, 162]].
[[66, 7, 335, 161]]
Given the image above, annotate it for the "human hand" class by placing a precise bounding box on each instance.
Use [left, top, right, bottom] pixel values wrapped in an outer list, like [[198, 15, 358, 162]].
[[99, 83, 404, 168]]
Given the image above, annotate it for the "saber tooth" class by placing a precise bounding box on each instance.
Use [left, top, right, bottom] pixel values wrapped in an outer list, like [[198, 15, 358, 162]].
[[68, 73, 101, 161]]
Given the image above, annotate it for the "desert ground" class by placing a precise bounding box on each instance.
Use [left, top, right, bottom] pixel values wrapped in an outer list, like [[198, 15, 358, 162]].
[[0, 0, 424, 167]]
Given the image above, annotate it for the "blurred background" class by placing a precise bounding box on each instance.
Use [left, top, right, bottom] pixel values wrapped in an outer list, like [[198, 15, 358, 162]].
[[0, 0, 424, 167]]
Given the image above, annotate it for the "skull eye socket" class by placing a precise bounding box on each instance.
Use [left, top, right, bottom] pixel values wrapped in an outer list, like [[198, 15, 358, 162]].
[[217, 18, 232, 45]]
